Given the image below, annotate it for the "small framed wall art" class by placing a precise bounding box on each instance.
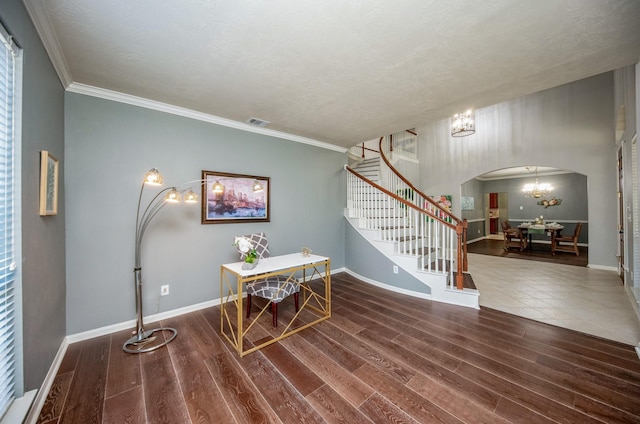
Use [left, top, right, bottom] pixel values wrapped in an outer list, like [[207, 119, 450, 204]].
[[461, 196, 475, 211], [39, 150, 59, 216], [201, 170, 270, 224]]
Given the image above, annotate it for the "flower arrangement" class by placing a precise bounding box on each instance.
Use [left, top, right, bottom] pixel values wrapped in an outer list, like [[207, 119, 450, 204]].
[[537, 197, 562, 208], [233, 236, 258, 263]]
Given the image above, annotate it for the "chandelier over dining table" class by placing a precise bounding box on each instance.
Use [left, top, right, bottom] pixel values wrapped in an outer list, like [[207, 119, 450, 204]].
[[522, 166, 553, 198]]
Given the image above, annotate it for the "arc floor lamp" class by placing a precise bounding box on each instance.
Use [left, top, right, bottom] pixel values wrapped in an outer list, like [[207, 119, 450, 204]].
[[123, 168, 201, 353]]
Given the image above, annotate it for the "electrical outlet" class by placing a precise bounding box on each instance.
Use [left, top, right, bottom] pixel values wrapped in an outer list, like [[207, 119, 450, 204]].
[[393, 265, 398, 274], [160, 285, 169, 296]]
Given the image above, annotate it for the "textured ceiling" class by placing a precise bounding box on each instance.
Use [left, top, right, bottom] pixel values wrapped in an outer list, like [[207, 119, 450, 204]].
[[24, 0, 640, 149]]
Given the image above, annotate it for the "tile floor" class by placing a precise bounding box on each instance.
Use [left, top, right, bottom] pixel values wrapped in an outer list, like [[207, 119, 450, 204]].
[[468, 252, 640, 347]]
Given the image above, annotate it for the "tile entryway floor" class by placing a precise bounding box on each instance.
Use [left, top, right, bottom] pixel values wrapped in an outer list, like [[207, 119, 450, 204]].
[[468, 253, 640, 346]]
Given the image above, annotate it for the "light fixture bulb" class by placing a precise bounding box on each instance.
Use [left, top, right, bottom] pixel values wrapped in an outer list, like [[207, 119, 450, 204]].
[[252, 180, 264, 193], [184, 189, 198, 203], [144, 168, 163, 185], [212, 180, 224, 193], [165, 188, 181, 203]]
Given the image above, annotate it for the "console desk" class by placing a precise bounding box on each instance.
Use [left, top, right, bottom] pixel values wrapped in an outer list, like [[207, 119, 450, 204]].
[[220, 253, 331, 356]]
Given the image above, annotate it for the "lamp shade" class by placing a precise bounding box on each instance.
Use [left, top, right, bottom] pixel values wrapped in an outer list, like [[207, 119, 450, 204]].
[[184, 189, 198, 203], [212, 180, 224, 193], [164, 187, 181, 203], [143, 168, 163, 185]]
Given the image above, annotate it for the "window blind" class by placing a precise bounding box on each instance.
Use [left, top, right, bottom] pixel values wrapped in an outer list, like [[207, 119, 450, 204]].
[[0, 25, 17, 419]]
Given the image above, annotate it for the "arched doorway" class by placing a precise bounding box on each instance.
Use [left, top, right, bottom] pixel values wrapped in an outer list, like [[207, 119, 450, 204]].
[[459, 167, 640, 344]]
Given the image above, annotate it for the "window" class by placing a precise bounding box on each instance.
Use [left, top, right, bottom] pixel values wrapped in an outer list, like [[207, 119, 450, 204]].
[[0, 24, 19, 419]]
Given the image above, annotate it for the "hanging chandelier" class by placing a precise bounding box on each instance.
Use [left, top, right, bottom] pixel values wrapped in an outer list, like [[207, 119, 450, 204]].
[[451, 109, 475, 137], [522, 166, 553, 198]]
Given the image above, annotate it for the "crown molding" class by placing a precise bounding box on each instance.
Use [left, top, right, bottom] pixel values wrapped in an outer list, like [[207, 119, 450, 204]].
[[67, 82, 348, 153], [23, 0, 346, 152], [22, 0, 73, 88]]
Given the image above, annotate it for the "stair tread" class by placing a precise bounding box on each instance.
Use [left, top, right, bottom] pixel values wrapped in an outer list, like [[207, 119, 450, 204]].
[[453, 272, 476, 290], [408, 246, 437, 255], [396, 235, 424, 242]]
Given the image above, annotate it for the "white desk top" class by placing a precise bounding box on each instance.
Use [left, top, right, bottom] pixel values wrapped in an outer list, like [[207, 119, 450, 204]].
[[222, 253, 329, 277]]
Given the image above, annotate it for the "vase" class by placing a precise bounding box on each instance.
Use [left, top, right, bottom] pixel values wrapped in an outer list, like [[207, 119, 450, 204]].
[[242, 259, 258, 270]]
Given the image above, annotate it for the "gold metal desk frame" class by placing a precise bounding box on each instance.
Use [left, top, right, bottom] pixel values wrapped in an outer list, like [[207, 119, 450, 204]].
[[220, 253, 331, 356]]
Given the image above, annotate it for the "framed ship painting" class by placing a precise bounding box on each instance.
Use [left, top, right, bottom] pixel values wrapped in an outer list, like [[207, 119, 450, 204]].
[[201, 170, 270, 224]]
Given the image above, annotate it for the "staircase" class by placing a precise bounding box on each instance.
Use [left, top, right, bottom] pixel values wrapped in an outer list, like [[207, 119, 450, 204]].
[[345, 134, 479, 309]]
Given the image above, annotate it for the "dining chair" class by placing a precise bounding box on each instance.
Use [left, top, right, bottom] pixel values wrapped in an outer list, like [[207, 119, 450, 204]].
[[502, 220, 526, 251], [553, 222, 582, 256], [235, 232, 299, 327]]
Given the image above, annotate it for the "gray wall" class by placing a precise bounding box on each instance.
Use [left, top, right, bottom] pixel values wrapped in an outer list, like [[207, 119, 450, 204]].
[[65, 93, 346, 334], [1, 0, 67, 391], [418, 73, 617, 268], [460, 178, 485, 239], [479, 173, 587, 222], [345, 223, 429, 294], [478, 173, 589, 243]]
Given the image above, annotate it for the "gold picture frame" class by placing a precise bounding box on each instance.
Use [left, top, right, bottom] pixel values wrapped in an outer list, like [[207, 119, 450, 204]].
[[39, 150, 59, 216]]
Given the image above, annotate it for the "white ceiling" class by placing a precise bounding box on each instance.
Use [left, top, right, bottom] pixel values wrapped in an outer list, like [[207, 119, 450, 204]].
[[24, 0, 640, 149]]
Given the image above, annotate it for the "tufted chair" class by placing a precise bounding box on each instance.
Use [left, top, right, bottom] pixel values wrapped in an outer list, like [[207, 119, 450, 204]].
[[235, 233, 299, 327]]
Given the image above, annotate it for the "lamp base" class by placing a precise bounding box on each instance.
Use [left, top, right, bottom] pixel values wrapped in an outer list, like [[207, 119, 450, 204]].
[[122, 327, 177, 354]]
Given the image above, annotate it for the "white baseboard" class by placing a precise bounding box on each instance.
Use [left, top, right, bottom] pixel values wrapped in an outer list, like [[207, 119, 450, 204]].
[[66, 297, 225, 344], [343, 268, 431, 300], [68, 266, 345, 344], [587, 264, 618, 272], [24, 338, 69, 424], [27, 265, 346, 421]]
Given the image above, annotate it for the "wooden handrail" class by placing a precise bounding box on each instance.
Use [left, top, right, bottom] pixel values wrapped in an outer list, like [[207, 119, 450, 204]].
[[378, 132, 468, 288], [379, 135, 464, 224], [345, 166, 456, 230], [352, 143, 379, 158]]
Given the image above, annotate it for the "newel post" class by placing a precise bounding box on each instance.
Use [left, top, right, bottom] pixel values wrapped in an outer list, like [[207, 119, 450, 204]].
[[462, 219, 468, 272], [455, 221, 464, 290]]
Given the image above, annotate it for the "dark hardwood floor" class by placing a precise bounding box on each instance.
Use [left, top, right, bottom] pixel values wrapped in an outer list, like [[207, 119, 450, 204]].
[[468, 238, 588, 267], [36, 272, 640, 424]]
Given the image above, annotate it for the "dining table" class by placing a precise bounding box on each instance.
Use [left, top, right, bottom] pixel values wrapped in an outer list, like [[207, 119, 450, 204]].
[[517, 222, 564, 253]]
